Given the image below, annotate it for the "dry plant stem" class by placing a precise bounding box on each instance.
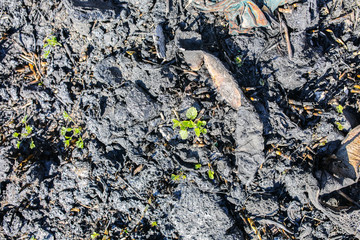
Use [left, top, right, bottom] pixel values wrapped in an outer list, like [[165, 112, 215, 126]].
[[280, 20, 293, 59], [257, 218, 294, 235]]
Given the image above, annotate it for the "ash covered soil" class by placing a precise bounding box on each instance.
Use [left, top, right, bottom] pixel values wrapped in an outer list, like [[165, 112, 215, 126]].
[[1, 0, 360, 239]]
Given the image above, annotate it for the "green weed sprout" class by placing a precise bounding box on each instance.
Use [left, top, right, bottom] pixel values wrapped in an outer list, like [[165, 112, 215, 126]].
[[208, 169, 215, 180], [235, 55, 243, 68], [335, 121, 344, 131], [90, 232, 100, 239], [60, 111, 84, 149], [336, 105, 343, 114], [195, 163, 202, 170], [12, 115, 35, 149], [172, 107, 207, 140], [43, 36, 61, 59], [171, 171, 186, 181]]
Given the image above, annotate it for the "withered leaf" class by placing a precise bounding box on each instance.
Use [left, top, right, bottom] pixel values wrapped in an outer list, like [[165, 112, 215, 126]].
[[335, 125, 360, 181]]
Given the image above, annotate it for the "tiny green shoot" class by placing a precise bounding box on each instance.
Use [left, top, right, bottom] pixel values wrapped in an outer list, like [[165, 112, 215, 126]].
[[235, 55, 243, 68], [195, 163, 202, 170], [335, 122, 344, 131], [208, 169, 215, 180], [61, 111, 84, 149], [43, 36, 61, 59], [336, 105, 343, 114], [12, 115, 35, 149], [171, 171, 186, 181], [91, 232, 100, 239], [151, 221, 157, 227], [172, 107, 207, 140]]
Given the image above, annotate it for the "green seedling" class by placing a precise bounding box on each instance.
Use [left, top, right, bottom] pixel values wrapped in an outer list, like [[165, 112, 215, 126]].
[[335, 122, 344, 131], [12, 115, 36, 149], [171, 171, 186, 181], [172, 107, 207, 140], [336, 105, 343, 114], [91, 232, 100, 239], [195, 163, 202, 170], [151, 221, 158, 227], [43, 35, 61, 59], [61, 111, 84, 149], [90, 230, 110, 240], [208, 169, 215, 180], [235, 55, 243, 68], [30, 237, 37, 240]]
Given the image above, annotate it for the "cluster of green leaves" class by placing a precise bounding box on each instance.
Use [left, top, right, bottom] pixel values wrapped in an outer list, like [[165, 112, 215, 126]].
[[43, 35, 61, 59], [336, 104, 343, 114], [12, 115, 35, 149], [90, 231, 110, 240], [208, 168, 215, 180], [194, 163, 215, 179], [61, 111, 84, 149], [335, 121, 344, 131], [171, 171, 186, 181], [172, 107, 207, 140]]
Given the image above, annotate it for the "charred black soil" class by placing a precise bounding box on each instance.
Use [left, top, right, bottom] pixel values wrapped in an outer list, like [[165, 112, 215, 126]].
[[0, 0, 360, 239]]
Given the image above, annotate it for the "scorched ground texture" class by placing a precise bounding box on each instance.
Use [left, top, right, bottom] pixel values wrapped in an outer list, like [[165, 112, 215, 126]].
[[0, 0, 360, 239]]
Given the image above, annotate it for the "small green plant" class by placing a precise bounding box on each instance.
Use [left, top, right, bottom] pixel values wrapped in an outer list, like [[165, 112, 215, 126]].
[[43, 35, 61, 59], [61, 111, 84, 149], [151, 221, 158, 227], [171, 171, 186, 181], [336, 105, 343, 114], [172, 107, 207, 140], [335, 121, 344, 131], [235, 55, 243, 68], [208, 169, 215, 180], [91, 232, 100, 239], [195, 163, 202, 170], [30, 237, 37, 240], [12, 115, 35, 149]]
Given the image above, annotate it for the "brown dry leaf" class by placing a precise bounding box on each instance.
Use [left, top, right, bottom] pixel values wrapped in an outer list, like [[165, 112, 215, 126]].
[[182, 50, 243, 109], [203, 52, 242, 109], [335, 125, 360, 180], [133, 164, 143, 175]]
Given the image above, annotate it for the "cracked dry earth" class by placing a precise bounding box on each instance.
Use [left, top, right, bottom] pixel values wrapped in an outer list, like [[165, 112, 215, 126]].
[[0, 0, 360, 239]]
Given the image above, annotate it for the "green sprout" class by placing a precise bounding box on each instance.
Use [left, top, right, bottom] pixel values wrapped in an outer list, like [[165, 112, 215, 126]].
[[195, 163, 202, 170], [151, 221, 158, 227], [208, 169, 215, 180], [335, 122, 344, 131], [30, 237, 37, 240], [336, 105, 343, 114], [171, 171, 186, 181], [61, 111, 84, 149], [172, 107, 207, 140], [235, 55, 243, 68], [12, 115, 35, 149], [43, 35, 61, 59], [90, 232, 100, 239]]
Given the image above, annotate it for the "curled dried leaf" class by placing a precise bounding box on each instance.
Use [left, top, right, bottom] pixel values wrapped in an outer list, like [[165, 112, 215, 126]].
[[203, 52, 242, 109], [335, 125, 360, 181]]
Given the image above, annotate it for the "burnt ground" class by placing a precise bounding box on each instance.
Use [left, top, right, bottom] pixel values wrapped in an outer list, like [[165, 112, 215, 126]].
[[0, 0, 360, 239]]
